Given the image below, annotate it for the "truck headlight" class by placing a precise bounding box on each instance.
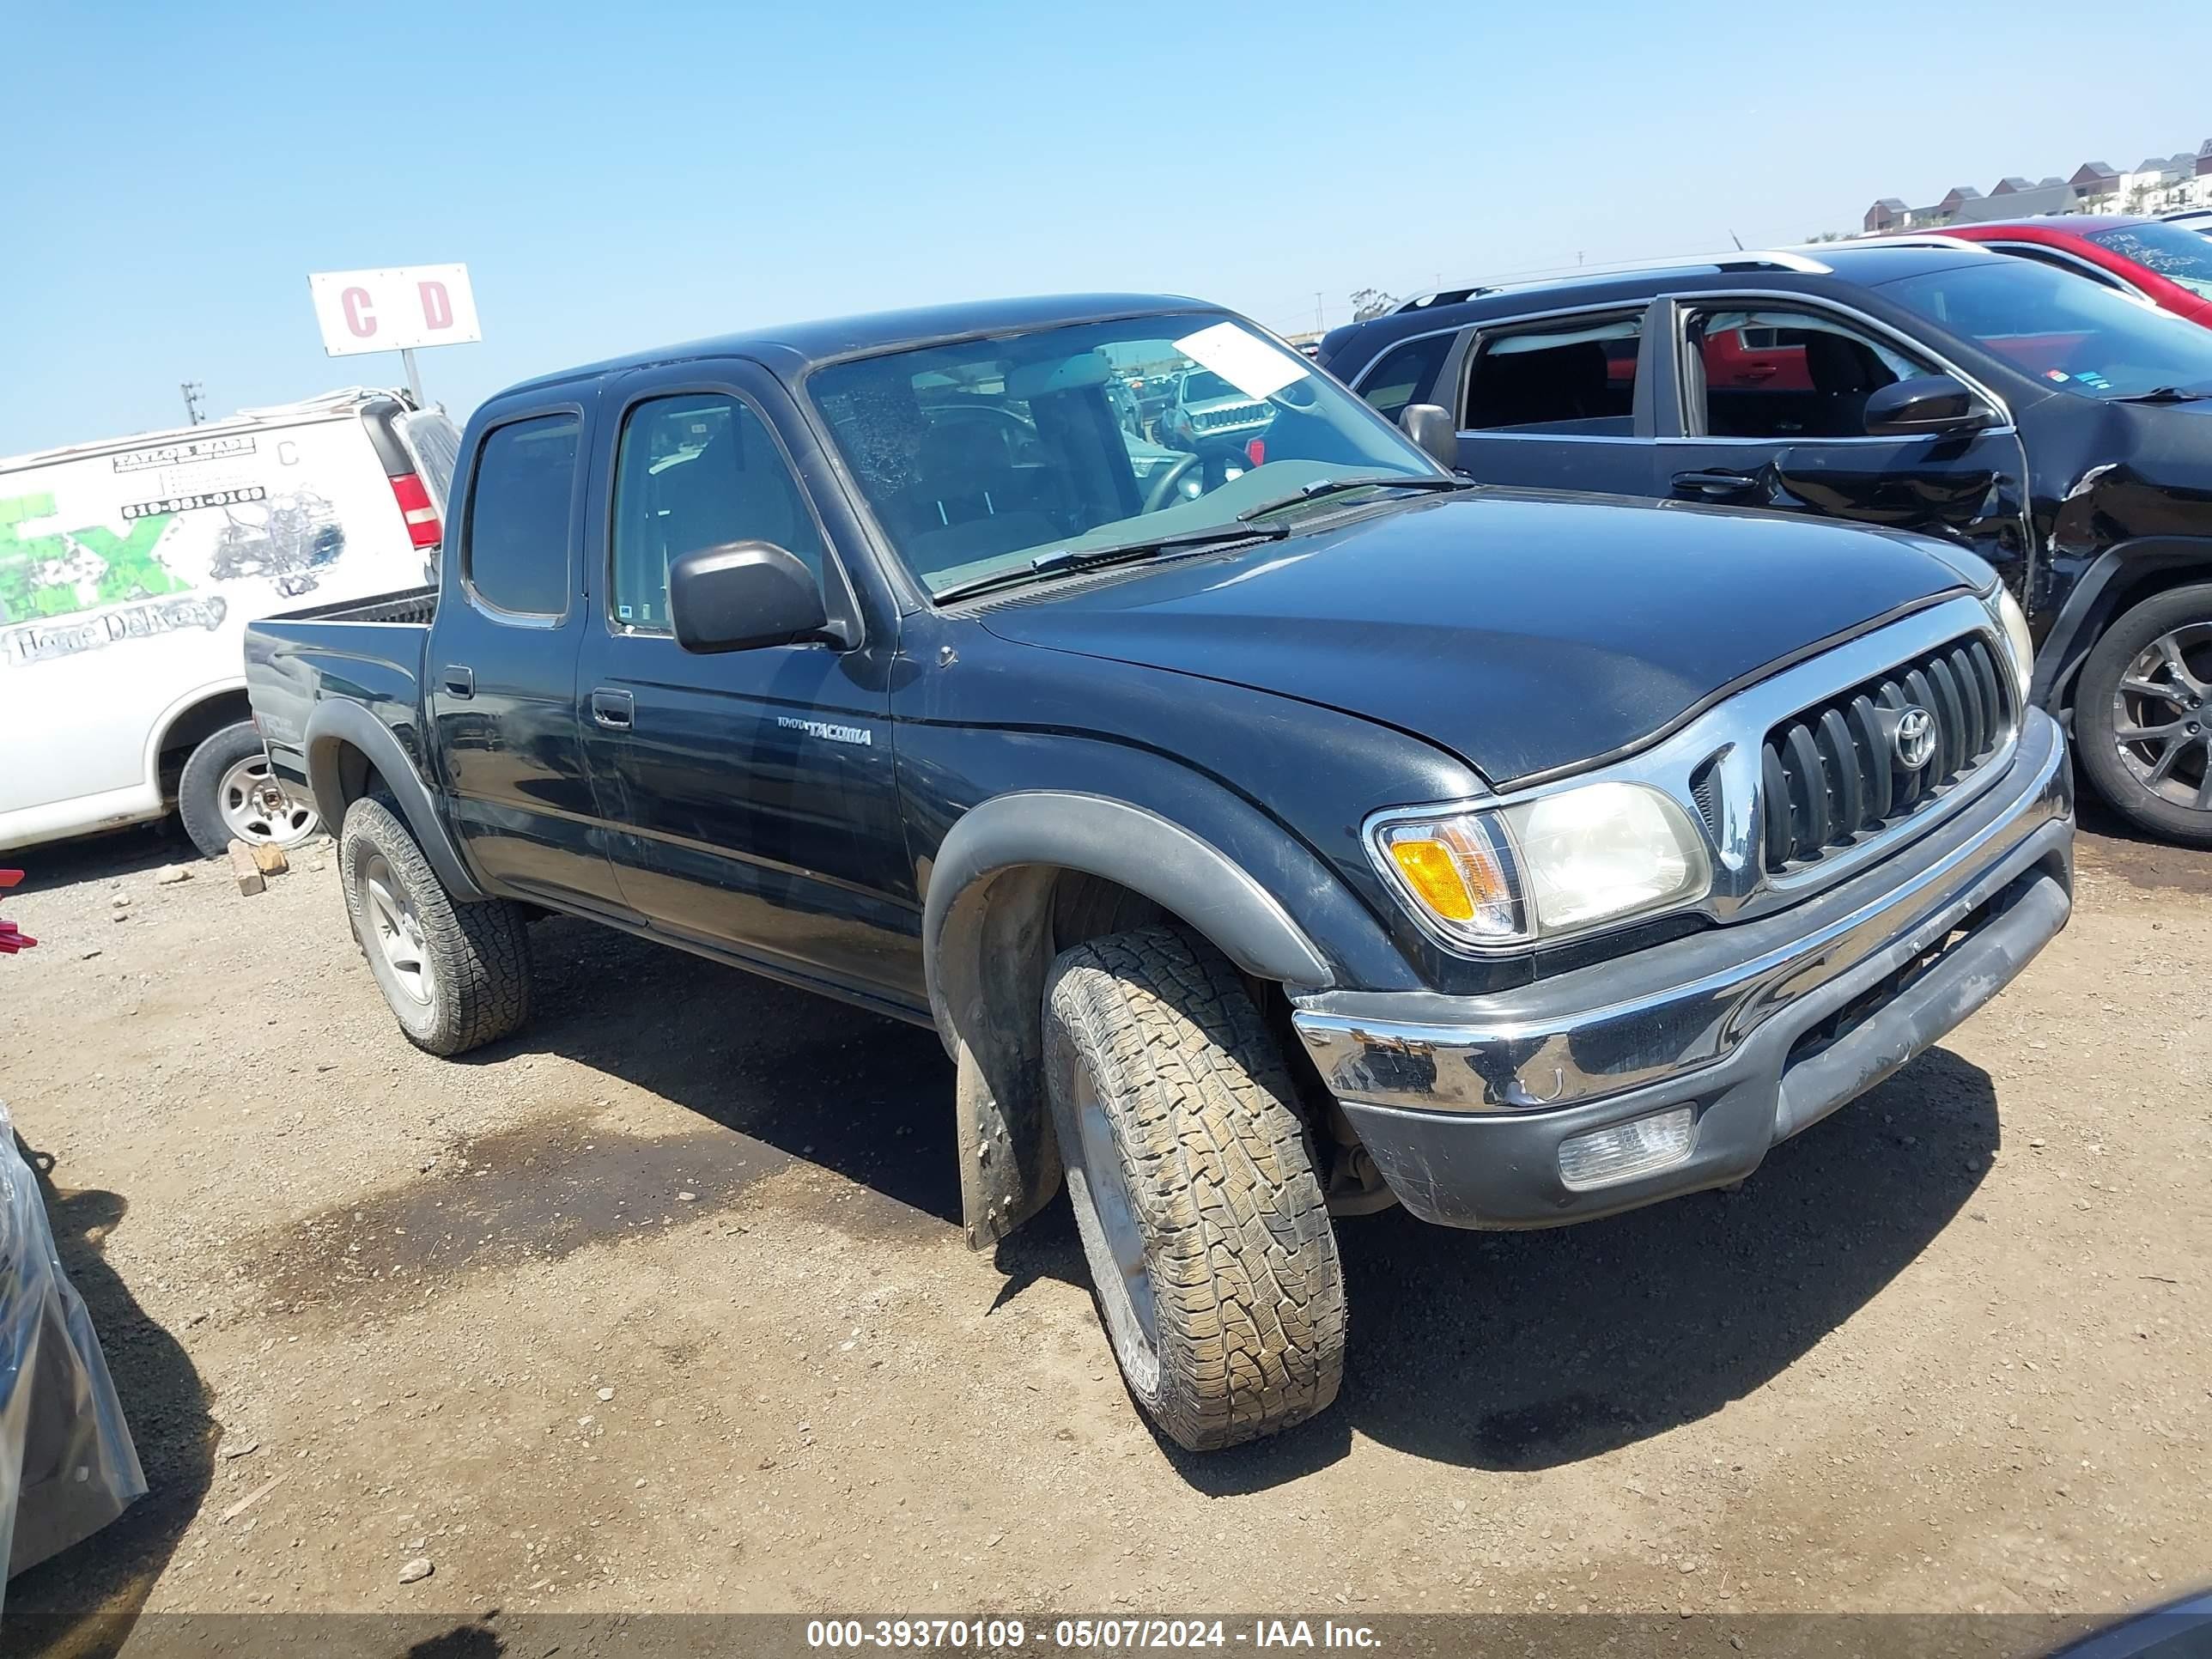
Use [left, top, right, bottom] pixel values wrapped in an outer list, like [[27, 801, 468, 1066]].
[[1372, 781, 1711, 951], [1985, 585, 2034, 705]]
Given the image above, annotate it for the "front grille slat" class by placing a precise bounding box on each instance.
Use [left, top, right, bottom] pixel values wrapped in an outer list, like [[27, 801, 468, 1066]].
[[1952, 643, 1988, 760], [1820, 708, 1864, 833], [1757, 632, 2013, 874], [1785, 722, 1831, 851], [1848, 695, 1894, 821]]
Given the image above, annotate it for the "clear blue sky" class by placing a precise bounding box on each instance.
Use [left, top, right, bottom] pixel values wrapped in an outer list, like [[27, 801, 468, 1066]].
[[9, 0, 2209, 455]]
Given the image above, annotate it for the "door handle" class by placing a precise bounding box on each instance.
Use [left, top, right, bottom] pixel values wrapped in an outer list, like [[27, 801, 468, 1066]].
[[1744, 362, 1780, 381], [442, 665, 475, 698], [590, 688, 634, 730], [1672, 468, 1761, 500]]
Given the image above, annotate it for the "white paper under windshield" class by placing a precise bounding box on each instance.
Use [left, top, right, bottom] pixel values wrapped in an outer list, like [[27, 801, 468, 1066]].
[[1172, 321, 1310, 400]]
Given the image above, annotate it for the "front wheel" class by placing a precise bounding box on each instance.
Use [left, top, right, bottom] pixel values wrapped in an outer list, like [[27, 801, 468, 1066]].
[[1042, 926, 1346, 1451], [337, 797, 532, 1055], [2074, 582, 2212, 847], [178, 721, 318, 859]]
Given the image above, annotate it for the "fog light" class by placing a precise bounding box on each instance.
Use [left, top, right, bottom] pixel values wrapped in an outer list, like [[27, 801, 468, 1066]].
[[1557, 1107, 1697, 1190]]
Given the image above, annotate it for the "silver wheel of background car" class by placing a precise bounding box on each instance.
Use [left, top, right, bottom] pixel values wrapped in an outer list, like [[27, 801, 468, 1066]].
[[217, 753, 319, 848], [2111, 622, 2212, 811], [356, 850, 435, 1007]]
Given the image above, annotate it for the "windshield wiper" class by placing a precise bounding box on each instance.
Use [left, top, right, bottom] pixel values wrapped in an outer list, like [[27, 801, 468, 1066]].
[[2113, 385, 2212, 404], [1237, 473, 1473, 521], [933, 522, 1288, 604]]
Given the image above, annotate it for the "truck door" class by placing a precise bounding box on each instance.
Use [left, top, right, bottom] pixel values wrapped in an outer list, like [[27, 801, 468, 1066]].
[[1648, 294, 2034, 595], [428, 394, 629, 915], [573, 365, 922, 1014]]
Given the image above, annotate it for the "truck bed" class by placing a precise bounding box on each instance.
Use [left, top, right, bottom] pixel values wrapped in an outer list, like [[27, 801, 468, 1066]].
[[270, 583, 439, 627], [245, 587, 436, 782]]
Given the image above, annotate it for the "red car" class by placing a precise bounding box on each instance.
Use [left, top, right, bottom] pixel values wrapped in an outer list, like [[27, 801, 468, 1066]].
[[1938, 216, 2212, 330]]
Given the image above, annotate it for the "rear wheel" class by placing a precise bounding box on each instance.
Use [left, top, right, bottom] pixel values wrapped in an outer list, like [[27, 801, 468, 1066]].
[[2075, 583, 2212, 847], [1042, 925, 1345, 1451], [337, 797, 532, 1055], [178, 721, 318, 859]]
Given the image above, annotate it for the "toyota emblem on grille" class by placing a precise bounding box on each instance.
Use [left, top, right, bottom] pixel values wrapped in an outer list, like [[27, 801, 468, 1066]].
[[1893, 706, 1936, 771]]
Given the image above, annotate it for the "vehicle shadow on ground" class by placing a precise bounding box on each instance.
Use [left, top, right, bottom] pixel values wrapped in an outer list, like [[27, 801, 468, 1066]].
[[464, 915, 961, 1227], [465, 917, 1998, 1495], [2074, 795, 2212, 896], [1155, 1046, 2002, 1494], [6, 1140, 216, 1659], [3, 823, 197, 894]]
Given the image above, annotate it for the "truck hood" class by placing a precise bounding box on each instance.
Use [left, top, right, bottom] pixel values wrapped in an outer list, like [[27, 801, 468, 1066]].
[[979, 491, 1975, 786]]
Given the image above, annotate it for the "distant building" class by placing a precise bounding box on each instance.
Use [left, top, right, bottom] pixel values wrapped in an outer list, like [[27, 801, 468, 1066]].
[[1856, 141, 2212, 241], [1863, 198, 1909, 233], [2071, 161, 2120, 200], [1954, 181, 2071, 222]]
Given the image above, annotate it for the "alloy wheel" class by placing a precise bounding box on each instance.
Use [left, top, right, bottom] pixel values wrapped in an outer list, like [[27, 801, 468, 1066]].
[[357, 852, 434, 1006], [2111, 622, 2212, 812]]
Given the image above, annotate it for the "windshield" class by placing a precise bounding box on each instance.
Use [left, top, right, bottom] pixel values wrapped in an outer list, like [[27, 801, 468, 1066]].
[[809, 314, 1440, 598], [2083, 222, 2212, 301], [1882, 260, 2212, 398]]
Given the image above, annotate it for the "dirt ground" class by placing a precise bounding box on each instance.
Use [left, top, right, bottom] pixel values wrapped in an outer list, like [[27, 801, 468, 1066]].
[[2, 804, 2207, 1650]]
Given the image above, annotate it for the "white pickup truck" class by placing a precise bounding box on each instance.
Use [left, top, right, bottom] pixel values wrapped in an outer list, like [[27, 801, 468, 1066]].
[[1, 390, 458, 858]]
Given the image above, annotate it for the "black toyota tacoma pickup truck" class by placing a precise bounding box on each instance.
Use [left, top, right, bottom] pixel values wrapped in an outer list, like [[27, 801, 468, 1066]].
[[246, 295, 2075, 1451]]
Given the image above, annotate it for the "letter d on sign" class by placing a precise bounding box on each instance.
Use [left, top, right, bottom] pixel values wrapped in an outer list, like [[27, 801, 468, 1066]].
[[343, 287, 377, 338], [418, 281, 453, 331]]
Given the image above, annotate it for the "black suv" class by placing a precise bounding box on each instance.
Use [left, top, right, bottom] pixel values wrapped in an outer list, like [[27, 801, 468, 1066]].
[[1319, 241, 2212, 844]]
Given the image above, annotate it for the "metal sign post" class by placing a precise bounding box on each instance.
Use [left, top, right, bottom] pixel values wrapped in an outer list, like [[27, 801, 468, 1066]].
[[399, 348, 427, 407]]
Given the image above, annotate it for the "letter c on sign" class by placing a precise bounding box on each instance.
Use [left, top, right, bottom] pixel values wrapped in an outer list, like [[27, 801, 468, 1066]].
[[417, 281, 453, 331], [342, 287, 376, 338]]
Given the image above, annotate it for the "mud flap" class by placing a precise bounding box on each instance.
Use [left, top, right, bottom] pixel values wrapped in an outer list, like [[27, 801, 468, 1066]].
[[954, 1038, 1061, 1250]]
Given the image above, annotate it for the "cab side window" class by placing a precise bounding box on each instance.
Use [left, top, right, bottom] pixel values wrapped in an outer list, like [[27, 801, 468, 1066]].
[[465, 415, 580, 617], [610, 395, 826, 635], [1460, 313, 1643, 434], [1685, 306, 1935, 440], [1354, 331, 1455, 423]]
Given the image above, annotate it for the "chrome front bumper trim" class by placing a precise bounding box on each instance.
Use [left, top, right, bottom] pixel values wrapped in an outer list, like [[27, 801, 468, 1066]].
[[1292, 708, 2069, 1113]]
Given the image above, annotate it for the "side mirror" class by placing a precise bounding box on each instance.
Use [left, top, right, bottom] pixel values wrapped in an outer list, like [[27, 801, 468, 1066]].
[[1863, 374, 1998, 438], [1398, 403, 1460, 469], [668, 541, 830, 654]]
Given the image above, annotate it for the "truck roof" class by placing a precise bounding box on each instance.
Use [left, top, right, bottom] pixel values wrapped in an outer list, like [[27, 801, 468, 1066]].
[[494, 294, 1211, 399], [2, 386, 413, 474]]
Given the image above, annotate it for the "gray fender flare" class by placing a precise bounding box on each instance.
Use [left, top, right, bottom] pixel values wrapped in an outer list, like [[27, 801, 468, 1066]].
[[302, 701, 488, 902], [921, 791, 1334, 1249]]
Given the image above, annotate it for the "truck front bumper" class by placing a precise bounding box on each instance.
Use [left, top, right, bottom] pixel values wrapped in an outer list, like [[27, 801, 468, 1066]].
[[1290, 710, 2073, 1230]]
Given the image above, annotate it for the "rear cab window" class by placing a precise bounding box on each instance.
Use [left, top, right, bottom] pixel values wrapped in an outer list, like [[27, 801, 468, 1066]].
[[1462, 313, 1643, 434], [463, 415, 580, 618]]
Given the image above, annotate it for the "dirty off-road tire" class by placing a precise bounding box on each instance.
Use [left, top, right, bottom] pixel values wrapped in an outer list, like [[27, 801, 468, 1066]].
[[337, 797, 532, 1055], [1042, 925, 1346, 1451], [179, 720, 319, 860]]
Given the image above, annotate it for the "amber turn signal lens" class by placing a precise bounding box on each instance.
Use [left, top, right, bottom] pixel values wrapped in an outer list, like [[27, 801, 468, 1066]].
[[1388, 838, 1474, 921]]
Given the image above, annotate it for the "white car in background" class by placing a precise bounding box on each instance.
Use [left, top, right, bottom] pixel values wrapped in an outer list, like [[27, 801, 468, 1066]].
[[0, 390, 459, 859]]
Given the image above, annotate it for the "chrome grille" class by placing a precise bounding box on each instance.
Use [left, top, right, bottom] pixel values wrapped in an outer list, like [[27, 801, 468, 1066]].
[[1759, 634, 2011, 873]]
